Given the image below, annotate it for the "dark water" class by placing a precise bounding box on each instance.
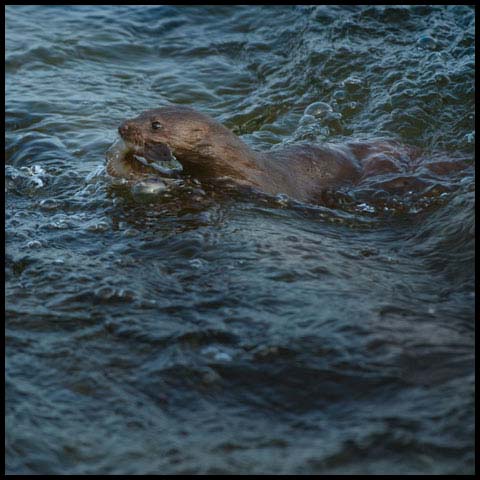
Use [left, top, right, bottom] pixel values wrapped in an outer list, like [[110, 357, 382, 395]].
[[5, 5, 475, 475]]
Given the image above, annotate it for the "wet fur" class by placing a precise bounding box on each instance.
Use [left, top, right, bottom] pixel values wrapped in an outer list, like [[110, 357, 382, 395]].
[[108, 105, 462, 203]]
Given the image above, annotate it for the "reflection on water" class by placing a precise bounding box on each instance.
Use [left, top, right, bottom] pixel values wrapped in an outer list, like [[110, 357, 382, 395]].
[[5, 5, 474, 475]]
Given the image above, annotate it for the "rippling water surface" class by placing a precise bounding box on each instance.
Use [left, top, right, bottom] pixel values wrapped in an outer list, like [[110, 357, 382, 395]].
[[5, 5, 475, 474]]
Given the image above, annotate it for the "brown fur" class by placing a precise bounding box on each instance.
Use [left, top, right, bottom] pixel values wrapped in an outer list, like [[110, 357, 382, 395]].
[[108, 105, 462, 203]]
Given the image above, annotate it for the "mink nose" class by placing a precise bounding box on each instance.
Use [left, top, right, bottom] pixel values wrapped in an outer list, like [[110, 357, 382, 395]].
[[118, 121, 134, 138]]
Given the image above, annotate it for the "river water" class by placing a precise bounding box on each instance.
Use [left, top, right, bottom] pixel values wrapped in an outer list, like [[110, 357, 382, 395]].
[[5, 5, 475, 474]]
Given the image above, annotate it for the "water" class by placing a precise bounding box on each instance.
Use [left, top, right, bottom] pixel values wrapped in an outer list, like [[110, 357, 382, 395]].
[[5, 5, 475, 475]]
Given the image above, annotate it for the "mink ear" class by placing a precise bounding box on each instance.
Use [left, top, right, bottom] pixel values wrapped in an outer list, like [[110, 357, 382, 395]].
[[144, 142, 175, 163]]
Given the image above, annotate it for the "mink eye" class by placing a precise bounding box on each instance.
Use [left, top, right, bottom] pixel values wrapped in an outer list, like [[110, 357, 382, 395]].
[[151, 121, 162, 130]]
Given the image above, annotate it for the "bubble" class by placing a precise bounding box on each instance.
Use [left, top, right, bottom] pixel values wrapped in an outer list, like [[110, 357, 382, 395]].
[[123, 228, 140, 237], [201, 345, 232, 362], [417, 35, 438, 51], [45, 220, 70, 230], [132, 180, 167, 195], [26, 240, 42, 249], [304, 101, 333, 118], [94, 286, 135, 302], [86, 221, 110, 233], [131, 180, 169, 203], [320, 78, 333, 90], [275, 193, 290, 206], [356, 203, 376, 213], [213, 352, 232, 362], [20, 165, 45, 176], [19, 165, 46, 188], [343, 76, 364, 90], [39, 199, 60, 211], [95, 286, 116, 299], [189, 258, 204, 269]]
